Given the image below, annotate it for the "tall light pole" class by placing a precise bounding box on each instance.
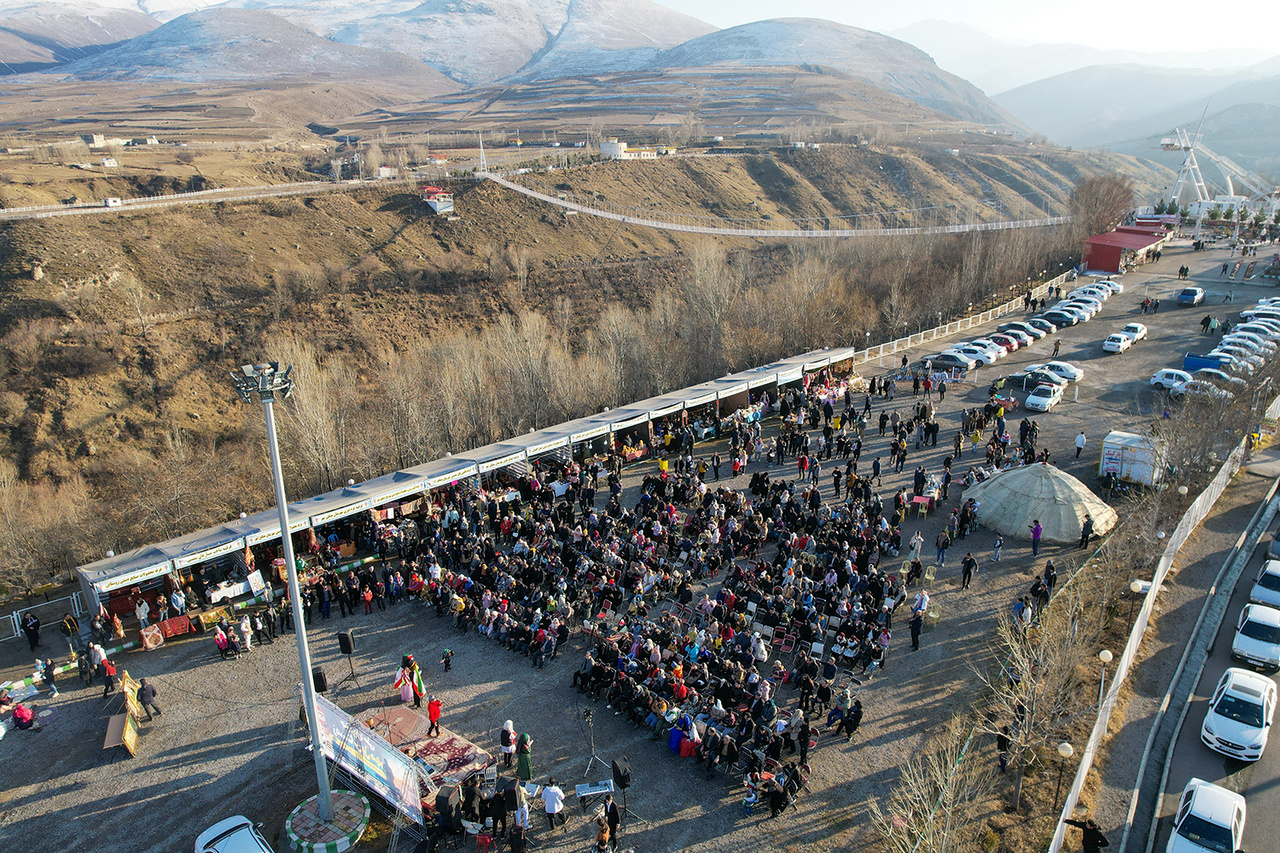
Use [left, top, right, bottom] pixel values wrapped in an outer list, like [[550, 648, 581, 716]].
[[230, 362, 334, 821], [1053, 741, 1074, 813], [1097, 649, 1113, 706]]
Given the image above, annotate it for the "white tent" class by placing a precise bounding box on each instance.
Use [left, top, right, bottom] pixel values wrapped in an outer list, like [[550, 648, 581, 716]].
[[964, 463, 1118, 544]]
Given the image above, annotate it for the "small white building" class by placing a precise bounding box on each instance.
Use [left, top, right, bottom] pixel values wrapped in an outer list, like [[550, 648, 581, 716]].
[[599, 138, 658, 160]]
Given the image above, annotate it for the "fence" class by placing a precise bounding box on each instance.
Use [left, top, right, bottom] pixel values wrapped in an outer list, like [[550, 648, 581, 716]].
[[4, 591, 85, 644], [1044, 394, 1280, 852]]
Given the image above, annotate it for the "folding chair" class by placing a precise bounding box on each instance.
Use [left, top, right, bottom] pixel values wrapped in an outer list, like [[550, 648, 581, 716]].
[[756, 625, 774, 643], [780, 634, 796, 655], [746, 600, 758, 617], [808, 641, 824, 659], [484, 764, 497, 786], [916, 501, 928, 519]]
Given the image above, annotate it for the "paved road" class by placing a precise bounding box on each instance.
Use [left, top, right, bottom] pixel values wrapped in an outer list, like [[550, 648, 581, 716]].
[[1148, 516, 1280, 853]]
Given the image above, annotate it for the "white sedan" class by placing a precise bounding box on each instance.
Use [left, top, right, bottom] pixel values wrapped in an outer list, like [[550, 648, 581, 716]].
[[1231, 603, 1280, 671], [946, 345, 1000, 365], [1102, 333, 1132, 353], [1249, 560, 1280, 608], [1119, 322, 1148, 342], [1024, 383, 1064, 412], [1026, 361, 1084, 382], [968, 339, 1008, 359], [1199, 667, 1277, 761], [1151, 368, 1193, 390], [1166, 778, 1245, 853]]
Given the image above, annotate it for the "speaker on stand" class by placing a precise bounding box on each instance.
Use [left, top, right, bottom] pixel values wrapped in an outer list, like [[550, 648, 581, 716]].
[[611, 756, 647, 827], [335, 630, 360, 689]]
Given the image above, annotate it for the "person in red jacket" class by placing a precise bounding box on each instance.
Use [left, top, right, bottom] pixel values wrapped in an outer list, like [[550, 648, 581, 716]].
[[427, 695, 442, 737]]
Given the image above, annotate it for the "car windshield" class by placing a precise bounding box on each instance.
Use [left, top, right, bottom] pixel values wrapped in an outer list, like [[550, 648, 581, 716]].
[[1181, 289, 1199, 297], [1258, 572, 1280, 591], [1176, 814, 1234, 853], [1213, 693, 1265, 727], [1241, 620, 1280, 643]]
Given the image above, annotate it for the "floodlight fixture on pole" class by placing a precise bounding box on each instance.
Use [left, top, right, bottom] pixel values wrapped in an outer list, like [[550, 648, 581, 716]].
[[229, 361, 334, 822]]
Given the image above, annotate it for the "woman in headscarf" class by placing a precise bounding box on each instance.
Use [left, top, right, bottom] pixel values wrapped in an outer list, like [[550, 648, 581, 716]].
[[515, 731, 534, 781], [394, 654, 425, 709], [500, 720, 517, 767]]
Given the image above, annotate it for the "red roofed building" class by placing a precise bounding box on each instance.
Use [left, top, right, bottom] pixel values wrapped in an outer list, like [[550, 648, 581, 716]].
[[1082, 226, 1168, 274]]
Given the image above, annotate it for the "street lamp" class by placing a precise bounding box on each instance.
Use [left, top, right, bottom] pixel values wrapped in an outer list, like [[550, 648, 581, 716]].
[[1128, 579, 1144, 623], [229, 362, 334, 822], [1054, 741, 1074, 813], [1097, 649, 1113, 705]]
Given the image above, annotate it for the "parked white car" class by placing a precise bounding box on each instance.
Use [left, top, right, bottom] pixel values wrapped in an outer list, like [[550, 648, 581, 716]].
[[1119, 322, 1148, 342], [1231, 603, 1280, 671], [1199, 666, 1277, 761], [946, 345, 999, 365], [1249, 560, 1280, 608], [1095, 279, 1124, 294], [968, 339, 1008, 359], [1027, 361, 1084, 382], [1151, 369, 1193, 390], [195, 816, 274, 853], [1166, 778, 1245, 853], [1102, 333, 1132, 353], [1024, 383, 1065, 412]]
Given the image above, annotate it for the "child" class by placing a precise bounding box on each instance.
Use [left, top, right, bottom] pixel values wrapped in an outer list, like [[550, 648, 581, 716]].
[[992, 533, 1003, 562], [441, 648, 453, 672]]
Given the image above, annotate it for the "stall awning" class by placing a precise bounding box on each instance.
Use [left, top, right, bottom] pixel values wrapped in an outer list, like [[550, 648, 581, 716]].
[[77, 546, 174, 594], [289, 485, 375, 527], [448, 442, 530, 475], [568, 414, 613, 443], [164, 526, 249, 569], [401, 457, 479, 490], [683, 384, 719, 408], [647, 392, 688, 419], [715, 381, 749, 399], [359, 470, 429, 507], [609, 404, 652, 432]]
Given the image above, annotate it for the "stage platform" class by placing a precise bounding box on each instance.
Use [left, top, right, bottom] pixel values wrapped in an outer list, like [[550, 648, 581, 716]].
[[358, 705, 493, 790]]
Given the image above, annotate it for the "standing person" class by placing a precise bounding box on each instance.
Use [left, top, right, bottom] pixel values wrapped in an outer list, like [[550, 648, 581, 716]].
[[992, 533, 1003, 562], [960, 552, 977, 590], [60, 612, 81, 658], [602, 794, 621, 851], [1044, 560, 1058, 592], [394, 654, 425, 709], [251, 610, 272, 645], [1079, 514, 1094, 549], [500, 719, 517, 767], [593, 817, 610, 852], [1052, 339, 1061, 357], [541, 777, 565, 831], [996, 726, 1011, 773], [39, 658, 59, 697], [512, 779, 530, 832], [22, 612, 41, 652], [516, 732, 534, 781], [135, 596, 151, 629], [441, 648, 453, 672], [910, 610, 924, 651], [137, 678, 162, 721], [100, 658, 119, 698], [934, 531, 950, 566], [239, 613, 253, 651], [427, 695, 442, 737], [1029, 520, 1043, 558], [1063, 818, 1111, 853], [1075, 431, 1087, 458], [838, 698, 863, 742]]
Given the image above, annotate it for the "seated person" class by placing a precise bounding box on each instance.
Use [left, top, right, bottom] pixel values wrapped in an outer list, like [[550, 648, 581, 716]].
[[11, 701, 37, 730]]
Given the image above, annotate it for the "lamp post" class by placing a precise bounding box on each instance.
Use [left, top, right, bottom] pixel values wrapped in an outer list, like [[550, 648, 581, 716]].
[[1097, 649, 1113, 706], [229, 362, 334, 821], [1128, 579, 1144, 624], [1053, 741, 1074, 813]]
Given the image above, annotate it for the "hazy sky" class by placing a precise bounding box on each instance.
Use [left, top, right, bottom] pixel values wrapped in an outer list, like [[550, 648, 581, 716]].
[[661, 0, 1278, 53]]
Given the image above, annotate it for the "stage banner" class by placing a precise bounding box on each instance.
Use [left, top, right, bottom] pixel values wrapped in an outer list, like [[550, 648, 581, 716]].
[[312, 693, 424, 825]]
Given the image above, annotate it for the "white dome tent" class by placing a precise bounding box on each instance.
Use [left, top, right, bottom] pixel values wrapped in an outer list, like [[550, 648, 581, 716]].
[[963, 464, 1118, 544]]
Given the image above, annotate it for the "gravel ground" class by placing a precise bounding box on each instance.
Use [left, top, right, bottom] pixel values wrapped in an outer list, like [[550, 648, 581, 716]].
[[1, 241, 1270, 853]]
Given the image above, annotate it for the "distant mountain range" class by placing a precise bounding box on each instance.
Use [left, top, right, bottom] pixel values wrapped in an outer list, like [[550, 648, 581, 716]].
[[0, 0, 1022, 133], [889, 19, 1272, 95], [991, 59, 1280, 175]]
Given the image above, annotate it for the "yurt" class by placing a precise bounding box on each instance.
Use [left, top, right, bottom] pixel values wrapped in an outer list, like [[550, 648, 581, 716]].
[[963, 463, 1118, 544]]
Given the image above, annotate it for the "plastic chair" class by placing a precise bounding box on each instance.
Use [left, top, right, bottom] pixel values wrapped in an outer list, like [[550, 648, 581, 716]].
[[780, 634, 796, 655], [916, 501, 928, 518], [477, 834, 495, 853], [923, 564, 937, 585]]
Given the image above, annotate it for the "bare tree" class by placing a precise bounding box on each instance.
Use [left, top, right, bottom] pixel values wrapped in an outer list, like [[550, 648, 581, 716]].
[[868, 720, 994, 853], [1069, 174, 1135, 237]]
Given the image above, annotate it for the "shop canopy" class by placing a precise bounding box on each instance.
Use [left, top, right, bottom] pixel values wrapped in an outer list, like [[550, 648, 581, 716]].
[[359, 469, 430, 507], [399, 456, 479, 491], [609, 403, 654, 432], [449, 442, 531, 475], [290, 484, 377, 528]]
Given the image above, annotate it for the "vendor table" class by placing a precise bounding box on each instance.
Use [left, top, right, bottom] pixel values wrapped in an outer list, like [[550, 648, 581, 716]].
[[208, 580, 251, 605]]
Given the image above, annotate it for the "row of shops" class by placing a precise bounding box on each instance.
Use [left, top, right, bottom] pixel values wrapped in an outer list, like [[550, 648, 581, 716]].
[[74, 346, 863, 619]]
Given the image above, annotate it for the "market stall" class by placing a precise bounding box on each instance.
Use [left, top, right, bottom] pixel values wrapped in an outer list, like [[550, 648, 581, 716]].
[[608, 404, 653, 463], [681, 383, 720, 441]]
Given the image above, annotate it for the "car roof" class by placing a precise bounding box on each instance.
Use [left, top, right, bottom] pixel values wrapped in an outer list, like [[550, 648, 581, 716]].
[[1242, 603, 1280, 626], [1262, 559, 1280, 575], [1221, 666, 1275, 697], [1028, 384, 1058, 394], [1184, 778, 1246, 823]]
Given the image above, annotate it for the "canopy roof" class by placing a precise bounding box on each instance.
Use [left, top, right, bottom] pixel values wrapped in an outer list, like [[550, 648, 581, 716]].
[[964, 463, 1118, 544], [1084, 230, 1165, 252]]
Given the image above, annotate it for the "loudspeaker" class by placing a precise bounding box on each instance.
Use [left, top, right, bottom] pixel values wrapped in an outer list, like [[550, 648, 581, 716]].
[[312, 665, 328, 693], [435, 785, 461, 828], [612, 756, 632, 790], [501, 780, 519, 811], [338, 630, 356, 656]]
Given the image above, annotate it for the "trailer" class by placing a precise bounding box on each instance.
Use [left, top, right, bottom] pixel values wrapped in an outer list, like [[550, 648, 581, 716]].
[[1099, 430, 1168, 486]]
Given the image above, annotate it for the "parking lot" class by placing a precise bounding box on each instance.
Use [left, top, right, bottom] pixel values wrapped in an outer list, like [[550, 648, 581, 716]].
[[1, 240, 1275, 853]]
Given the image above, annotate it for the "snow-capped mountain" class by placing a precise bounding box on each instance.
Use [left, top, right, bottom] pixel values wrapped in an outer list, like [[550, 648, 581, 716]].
[[213, 0, 717, 85], [60, 7, 455, 88]]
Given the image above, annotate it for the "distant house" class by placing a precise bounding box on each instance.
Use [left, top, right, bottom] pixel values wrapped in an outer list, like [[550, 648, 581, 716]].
[[421, 185, 453, 215], [82, 134, 106, 147], [101, 157, 118, 168], [429, 155, 449, 165], [599, 138, 658, 161]]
